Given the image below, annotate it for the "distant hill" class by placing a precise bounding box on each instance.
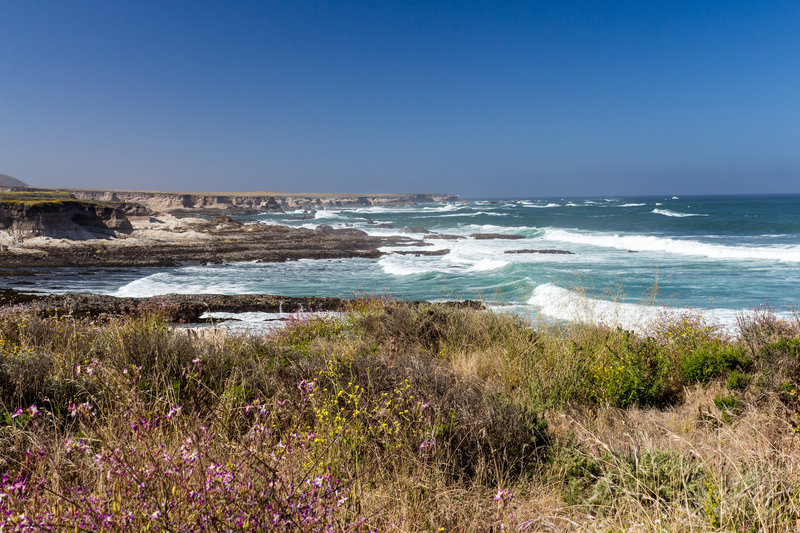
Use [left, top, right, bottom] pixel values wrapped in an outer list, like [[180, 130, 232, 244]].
[[0, 174, 28, 187]]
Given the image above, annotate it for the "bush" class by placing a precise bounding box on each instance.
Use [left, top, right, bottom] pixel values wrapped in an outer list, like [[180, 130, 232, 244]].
[[726, 370, 751, 391], [590, 332, 674, 408], [680, 342, 751, 386], [554, 446, 706, 510]]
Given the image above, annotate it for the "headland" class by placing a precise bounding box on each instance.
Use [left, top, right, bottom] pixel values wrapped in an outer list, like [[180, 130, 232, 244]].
[[0, 187, 457, 268]]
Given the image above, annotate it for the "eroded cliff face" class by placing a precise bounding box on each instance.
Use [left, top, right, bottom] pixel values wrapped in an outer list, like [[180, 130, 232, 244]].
[[66, 190, 459, 214], [0, 201, 132, 238]]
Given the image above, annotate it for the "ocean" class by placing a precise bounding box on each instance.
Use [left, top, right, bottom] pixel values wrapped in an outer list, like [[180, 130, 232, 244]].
[[11, 195, 800, 331]]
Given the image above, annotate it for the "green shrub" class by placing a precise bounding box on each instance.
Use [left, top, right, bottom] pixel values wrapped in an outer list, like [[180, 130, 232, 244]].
[[680, 342, 751, 385], [554, 447, 706, 510], [763, 337, 800, 358], [590, 332, 673, 408], [726, 370, 751, 391], [713, 393, 742, 413]]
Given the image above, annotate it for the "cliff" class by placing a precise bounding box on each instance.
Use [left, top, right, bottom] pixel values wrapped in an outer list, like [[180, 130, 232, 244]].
[[0, 196, 132, 239], [64, 189, 459, 215]]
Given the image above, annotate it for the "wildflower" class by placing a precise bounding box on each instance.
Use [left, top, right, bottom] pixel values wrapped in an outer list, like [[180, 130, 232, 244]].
[[166, 405, 182, 419], [298, 379, 317, 394], [28, 404, 38, 417], [494, 489, 513, 509], [69, 402, 93, 418], [10, 407, 23, 418], [418, 438, 435, 451]]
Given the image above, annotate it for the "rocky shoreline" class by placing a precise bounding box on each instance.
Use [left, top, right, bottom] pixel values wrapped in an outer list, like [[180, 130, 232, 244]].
[[0, 217, 420, 268], [0, 189, 457, 268], [0, 290, 483, 322]]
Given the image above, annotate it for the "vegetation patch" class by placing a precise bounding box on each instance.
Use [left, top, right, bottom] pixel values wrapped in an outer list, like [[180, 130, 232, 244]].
[[0, 300, 799, 530]]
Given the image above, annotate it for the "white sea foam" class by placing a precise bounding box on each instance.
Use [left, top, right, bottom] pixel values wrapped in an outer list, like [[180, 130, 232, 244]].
[[351, 205, 454, 215], [542, 229, 800, 262], [526, 283, 746, 332], [461, 223, 538, 236], [652, 208, 708, 217], [527, 283, 663, 331], [467, 259, 509, 272], [378, 237, 516, 276], [113, 275, 247, 298], [377, 256, 445, 276], [312, 210, 346, 220], [618, 203, 646, 207], [520, 202, 560, 208], [198, 311, 344, 332], [416, 210, 506, 218]]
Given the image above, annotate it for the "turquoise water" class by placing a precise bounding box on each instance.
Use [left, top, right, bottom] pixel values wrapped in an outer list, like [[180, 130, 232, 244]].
[[14, 195, 800, 329]]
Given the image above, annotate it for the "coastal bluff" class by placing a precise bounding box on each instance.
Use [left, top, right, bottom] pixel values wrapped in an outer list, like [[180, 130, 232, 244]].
[[0, 188, 449, 267], [64, 189, 459, 215]]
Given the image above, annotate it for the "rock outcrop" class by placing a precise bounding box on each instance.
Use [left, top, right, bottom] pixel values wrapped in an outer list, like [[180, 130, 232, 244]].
[[0, 220, 421, 268], [0, 200, 132, 238], [0, 291, 483, 322]]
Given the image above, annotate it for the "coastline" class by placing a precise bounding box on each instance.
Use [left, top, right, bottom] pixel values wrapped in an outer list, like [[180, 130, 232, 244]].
[[0, 188, 457, 268], [0, 289, 482, 321]]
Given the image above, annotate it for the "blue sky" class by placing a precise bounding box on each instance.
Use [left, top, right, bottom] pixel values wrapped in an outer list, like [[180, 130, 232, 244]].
[[1, 1, 798, 196]]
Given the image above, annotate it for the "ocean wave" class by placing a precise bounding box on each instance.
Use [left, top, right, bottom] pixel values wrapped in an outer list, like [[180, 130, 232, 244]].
[[618, 203, 646, 207], [526, 283, 745, 332], [461, 223, 539, 235], [113, 274, 248, 298], [652, 208, 708, 217], [542, 229, 800, 262], [377, 256, 446, 276], [417, 210, 507, 218], [351, 204, 457, 215], [312, 210, 347, 220], [467, 259, 509, 272], [527, 283, 664, 331], [520, 202, 560, 208]]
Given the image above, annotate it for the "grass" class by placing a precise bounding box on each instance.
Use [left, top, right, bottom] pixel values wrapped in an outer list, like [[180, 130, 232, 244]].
[[0, 190, 79, 206], [1, 299, 799, 530]]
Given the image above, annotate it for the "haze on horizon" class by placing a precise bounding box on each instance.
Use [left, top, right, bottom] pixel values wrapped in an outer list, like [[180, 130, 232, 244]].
[[1, 1, 798, 198]]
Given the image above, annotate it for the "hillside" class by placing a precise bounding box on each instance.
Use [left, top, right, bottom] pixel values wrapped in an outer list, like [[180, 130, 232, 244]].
[[0, 174, 28, 188]]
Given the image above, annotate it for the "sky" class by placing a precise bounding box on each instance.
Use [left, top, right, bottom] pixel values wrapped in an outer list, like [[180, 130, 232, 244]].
[[1, 1, 798, 197]]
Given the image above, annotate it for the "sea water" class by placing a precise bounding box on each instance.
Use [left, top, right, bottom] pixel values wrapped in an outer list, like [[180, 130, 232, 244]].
[[10, 195, 800, 331]]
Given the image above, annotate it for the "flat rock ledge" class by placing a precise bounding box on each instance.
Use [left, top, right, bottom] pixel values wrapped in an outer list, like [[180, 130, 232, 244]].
[[0, 222, 421, 268], [0, 291, 483, 322]]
